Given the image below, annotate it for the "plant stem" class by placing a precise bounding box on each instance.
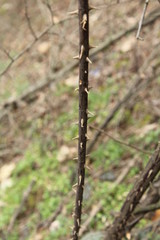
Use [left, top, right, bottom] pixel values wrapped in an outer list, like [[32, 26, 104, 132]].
[[73, 1, 89, 239]]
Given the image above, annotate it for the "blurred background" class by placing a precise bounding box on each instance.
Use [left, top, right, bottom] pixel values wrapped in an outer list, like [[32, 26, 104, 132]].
[[0, 0, 160, 239]]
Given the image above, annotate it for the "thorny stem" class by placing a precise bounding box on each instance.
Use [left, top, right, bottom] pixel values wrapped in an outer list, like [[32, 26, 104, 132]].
[[72, 1, 89, 239], [105, 143, 160, 240]]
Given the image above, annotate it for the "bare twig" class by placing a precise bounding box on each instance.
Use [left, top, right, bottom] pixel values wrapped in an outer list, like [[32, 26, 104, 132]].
[[0, 47, 14, 62], [87, 48, 160, 154], [89, 125, 152, 155], [136, 0, 150, 40], [133, 218, 160, 239], [1, 9, 160, 114], [37, 204, 63, 230], [44, 0, 54, 24], [36, 167, 104, 233], [7, 180, 36, 232], [135, 201, 160, 215], [24, 0, 37, 40], [79, 202, 103, 237], [0, 5, 159, 77], [115, 158, 137, 185], [0, 16, 73, 77]]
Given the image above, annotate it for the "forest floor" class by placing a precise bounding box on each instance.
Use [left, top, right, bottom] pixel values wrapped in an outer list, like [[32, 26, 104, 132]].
[[0, 0, 160, 239]]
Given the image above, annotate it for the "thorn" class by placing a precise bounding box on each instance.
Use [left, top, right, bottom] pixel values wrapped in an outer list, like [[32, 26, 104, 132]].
[[88, 116, 94, 120], [89, 5, 99, 11], [89, 45, 97, 49], [79, 80, 82, 85], [74, 87, 79, 92], [80, 142, 83, 149], [77, 218, 80, 226], [85, 133, 90, 140], [78, 200, 81, 206], [130, 204, 133, 212], [70, 226, 74, 230], [87, 110, 94, 116], [147, 169, 153, 178], [72, 188, 77, 193], [88, 86, 93, 90], [85, 88, 89, 94], [79, 175, 82, 185], [72, 183, 78, 188], [81, 118, 84, 128], [79, 45, 84, 59], [72, 212, 76, 217], [72, 136, 79, 140], [86, 57, 92, 64], [81, 14, 87, 30], [73, 157, 78, 160], [85, 165, 91, 170], [73, 55, 80, 60], [68, 10, 78, 15]]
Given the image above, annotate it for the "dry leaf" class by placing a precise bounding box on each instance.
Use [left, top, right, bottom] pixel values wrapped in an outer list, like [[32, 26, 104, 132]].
[[135, 123, 158, 138], [57, 145, 76, 163], [30, 233, 43, 240], [64, 76, 78, 87], [1, 178, 13, 190], [0, 163, 15, 182], [37, 41, 51, 54], [152, 209, 160, 221], [49, 220, 60, 232], [118, 36, 135, 52]]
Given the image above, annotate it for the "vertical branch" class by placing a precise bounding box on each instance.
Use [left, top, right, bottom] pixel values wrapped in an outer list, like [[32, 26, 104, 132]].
[[72, 1, 90, 239]]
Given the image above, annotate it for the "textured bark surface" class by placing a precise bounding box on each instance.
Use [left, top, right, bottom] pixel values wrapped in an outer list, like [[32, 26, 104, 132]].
[[73, 1, 89, 239], [105, 144, 160, 240]]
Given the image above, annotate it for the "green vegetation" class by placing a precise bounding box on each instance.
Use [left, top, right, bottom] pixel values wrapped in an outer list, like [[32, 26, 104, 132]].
[[1, 75, 158, 239]]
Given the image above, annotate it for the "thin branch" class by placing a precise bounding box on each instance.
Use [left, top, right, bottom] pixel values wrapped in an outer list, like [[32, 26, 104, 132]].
[[44, 0, 54, 24], [135, 201, 160, 215], [0, 16, 73, 77], [136, 0, 150, 40], [133, 218, 160, 239], [0, 4, 159, 78], [24, 0, 37, 40], [0, 8, 159, 113], [87, 48, 160, 154], [89, 125, 152, 155], [0, 47, 14, 62], [37, 204, 63, 230], [7, 180, 35, 233], [79, 202, 103, 237]]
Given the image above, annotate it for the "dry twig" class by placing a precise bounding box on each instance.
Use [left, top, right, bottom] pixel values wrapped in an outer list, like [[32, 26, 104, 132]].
[[89, 125, 152, 155], [136, 0, 150, 40], [7, 180, 35, 233]]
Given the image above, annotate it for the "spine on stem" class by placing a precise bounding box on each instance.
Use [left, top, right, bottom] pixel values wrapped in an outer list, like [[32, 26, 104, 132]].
[[72, 1, 90, 239]]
